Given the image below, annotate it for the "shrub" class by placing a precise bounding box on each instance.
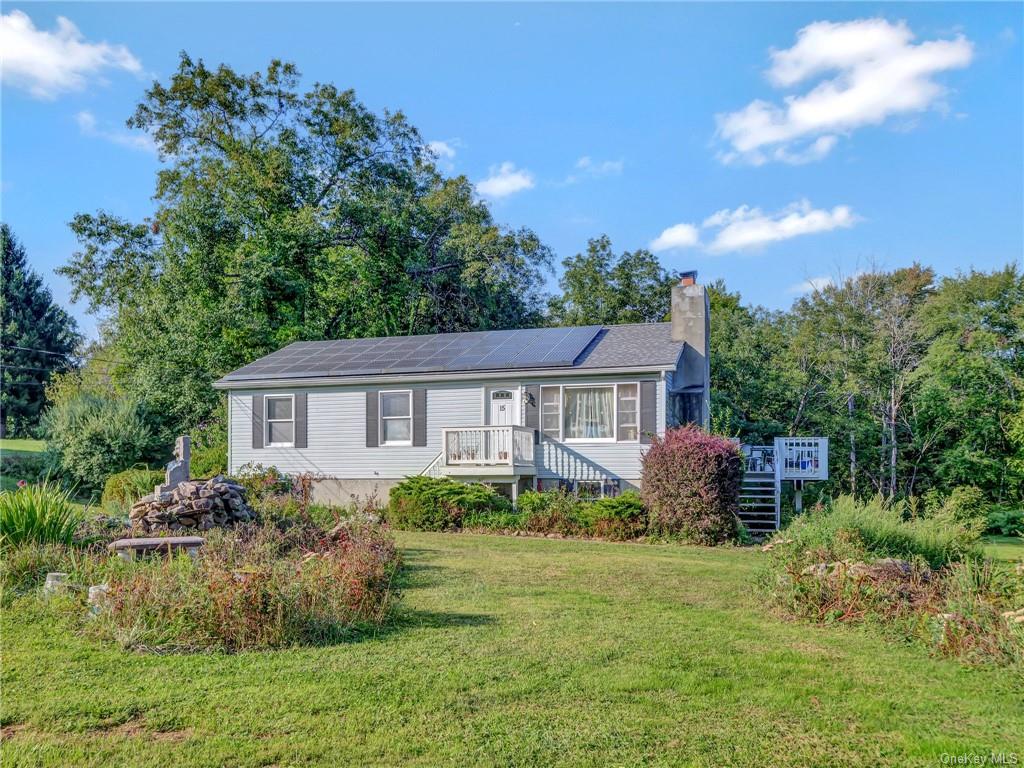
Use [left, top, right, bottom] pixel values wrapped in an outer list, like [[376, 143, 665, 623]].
[[87, 516, 400, 652], [0, 481, 85, 548], [190, 412, 228, 478], [101, 467, 165, 508], [521, 489, 589, 536], [641, 426, 743, 544], [41, 392, 163, 492], [387, 477, 511, 531], [924, 485, 989, 537], [584, 492, 648, 540], [0, 453, 48, 486], [987, 506, 1024, 537], [462, 508, 529, 532]]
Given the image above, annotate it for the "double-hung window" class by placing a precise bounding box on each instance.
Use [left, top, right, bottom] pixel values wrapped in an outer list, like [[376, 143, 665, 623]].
[[265, 395, 295, 447], [537, 383, 642, 443], [380, 390, 412, 445], [540, 387, 561, 440], [616, 384, 639, 441]]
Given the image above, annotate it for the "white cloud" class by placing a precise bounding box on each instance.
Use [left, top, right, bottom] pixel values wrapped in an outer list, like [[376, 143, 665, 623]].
[[704, 199, 858, 253], [475, 162, 535, 198], [788, 269, 868, 294], [76, 110, 156, 153], [0, 10, 142, 99], [427, 140, 456, 160], [564, 155, 624, 183], [788, 275, 836, 294], [649, 223, 700, 252], [716, 18, 973, 165]]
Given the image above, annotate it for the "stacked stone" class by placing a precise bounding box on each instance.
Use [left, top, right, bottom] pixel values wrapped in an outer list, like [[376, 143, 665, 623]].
[[129, 476, 254, 534]]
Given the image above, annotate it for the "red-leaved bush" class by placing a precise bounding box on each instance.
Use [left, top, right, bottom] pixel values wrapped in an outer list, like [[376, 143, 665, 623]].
[[641, 425, 743, 544]]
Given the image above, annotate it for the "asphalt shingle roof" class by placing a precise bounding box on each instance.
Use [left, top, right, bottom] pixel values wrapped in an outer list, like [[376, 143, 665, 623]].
[[217, 322, 681, 385]]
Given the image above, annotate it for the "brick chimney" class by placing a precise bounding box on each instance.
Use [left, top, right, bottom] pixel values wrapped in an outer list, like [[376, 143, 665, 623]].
[[670, 272, 710, 428]]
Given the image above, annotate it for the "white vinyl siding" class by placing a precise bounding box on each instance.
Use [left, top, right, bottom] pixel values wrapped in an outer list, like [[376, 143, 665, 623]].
[[227, 373, 665, 482], [229, 382, 483, 478]]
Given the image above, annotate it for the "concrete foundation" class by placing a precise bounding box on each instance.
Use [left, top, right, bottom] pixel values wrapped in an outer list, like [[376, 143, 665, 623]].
[[310, 476, 642, 506]]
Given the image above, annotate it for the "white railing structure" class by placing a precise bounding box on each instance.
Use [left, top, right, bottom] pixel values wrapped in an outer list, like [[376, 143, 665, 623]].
[[420, 451, 445, 478], [775, 437, 828, 481], [442, 426, 535, 468], [739, 437, 829, 533]]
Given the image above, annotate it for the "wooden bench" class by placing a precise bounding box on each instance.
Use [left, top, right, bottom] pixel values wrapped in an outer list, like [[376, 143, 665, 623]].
[[108, 536, 206, 561]]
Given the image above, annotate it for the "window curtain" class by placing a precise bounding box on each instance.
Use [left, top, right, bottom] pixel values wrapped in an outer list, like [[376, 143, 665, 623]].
[[564, 387, 614, 439]]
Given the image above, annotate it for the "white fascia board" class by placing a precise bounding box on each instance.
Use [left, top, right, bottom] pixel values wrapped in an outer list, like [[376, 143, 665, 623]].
[[212, 364, 676, 390]]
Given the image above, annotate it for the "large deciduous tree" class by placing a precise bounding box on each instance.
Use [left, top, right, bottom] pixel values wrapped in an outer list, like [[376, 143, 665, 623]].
[[0, 224, 80, 437], [547, 235, 677, 326], [60, 55, 552, 433]]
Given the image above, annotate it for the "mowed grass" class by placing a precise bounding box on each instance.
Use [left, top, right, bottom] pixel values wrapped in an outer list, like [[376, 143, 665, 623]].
[[0, 439, 45, 456], [3, 533, 1022, 767], [985, 534, 1024, 563]]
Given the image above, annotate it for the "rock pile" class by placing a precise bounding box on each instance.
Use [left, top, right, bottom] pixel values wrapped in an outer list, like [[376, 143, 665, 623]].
[[130, 476, 254, 534]]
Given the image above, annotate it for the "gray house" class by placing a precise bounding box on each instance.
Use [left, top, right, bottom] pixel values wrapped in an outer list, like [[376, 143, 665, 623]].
[[214, 276, 710, 504]]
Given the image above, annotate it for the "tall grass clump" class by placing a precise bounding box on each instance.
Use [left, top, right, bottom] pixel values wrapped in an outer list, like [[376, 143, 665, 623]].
[[0, 481, 85, 548], [780, 494, 980, 569], [762, 495, 1022, 667], [87, 515, 401, 652]]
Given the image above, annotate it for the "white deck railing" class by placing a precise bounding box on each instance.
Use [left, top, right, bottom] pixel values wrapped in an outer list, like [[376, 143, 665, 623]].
[[775, 437, 828, 481], [442, 426, 535, 467]]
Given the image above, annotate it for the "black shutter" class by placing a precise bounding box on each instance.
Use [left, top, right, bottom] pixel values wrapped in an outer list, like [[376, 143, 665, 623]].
[[252, 393, 265, 449], [523, 384, 540, 443], [412, 388, 427, 447], [639, 381, 657, 444], [294, 392, 307, 449], [366, 391, 379, 447]]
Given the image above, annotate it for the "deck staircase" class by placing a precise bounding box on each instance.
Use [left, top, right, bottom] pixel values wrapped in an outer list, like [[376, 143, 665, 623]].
[[739, 468, 780, 536], [738, 438, 829, 537]]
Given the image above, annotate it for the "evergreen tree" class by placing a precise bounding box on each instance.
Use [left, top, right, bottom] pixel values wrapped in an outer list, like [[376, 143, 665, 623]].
[[1, 224, 81, 437]]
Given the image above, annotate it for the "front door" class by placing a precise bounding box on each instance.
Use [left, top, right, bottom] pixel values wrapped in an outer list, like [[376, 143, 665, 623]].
[[489, 389, 515, 460], [490, 389, 514, 426]]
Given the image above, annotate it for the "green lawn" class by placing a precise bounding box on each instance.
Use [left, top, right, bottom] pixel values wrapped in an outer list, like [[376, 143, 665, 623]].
[[0, 439, 45, 456], [984, 534, 1024, 563], [2, 533, 1022, 767]]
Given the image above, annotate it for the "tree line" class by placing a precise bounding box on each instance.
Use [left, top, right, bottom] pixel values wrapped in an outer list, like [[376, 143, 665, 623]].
[[2, 55, 1021, 507]]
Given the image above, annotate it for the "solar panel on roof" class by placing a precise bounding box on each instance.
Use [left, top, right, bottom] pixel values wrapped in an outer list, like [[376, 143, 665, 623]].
[[221, 325, 603, 381]]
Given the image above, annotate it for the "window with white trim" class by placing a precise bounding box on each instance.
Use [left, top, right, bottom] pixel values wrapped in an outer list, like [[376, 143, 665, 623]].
[[616, 383, 639, 442], [536, 383, 642, 443], [380, 390, 412, 445], [564, 385, 615, 441], [265, 395, 295, 447], [540, 386, 561, 440]]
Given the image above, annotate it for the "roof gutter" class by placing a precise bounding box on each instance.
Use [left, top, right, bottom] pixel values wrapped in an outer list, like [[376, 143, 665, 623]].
[[212, 364, 678, 390]]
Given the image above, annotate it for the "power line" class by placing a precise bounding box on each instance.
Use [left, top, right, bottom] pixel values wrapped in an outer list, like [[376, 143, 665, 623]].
[[1, 363, 68, 373], [1, 345, 121, 366]]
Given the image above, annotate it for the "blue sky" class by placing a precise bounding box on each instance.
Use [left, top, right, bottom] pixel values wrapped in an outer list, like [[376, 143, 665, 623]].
[[2, 2, 1022, 340]]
